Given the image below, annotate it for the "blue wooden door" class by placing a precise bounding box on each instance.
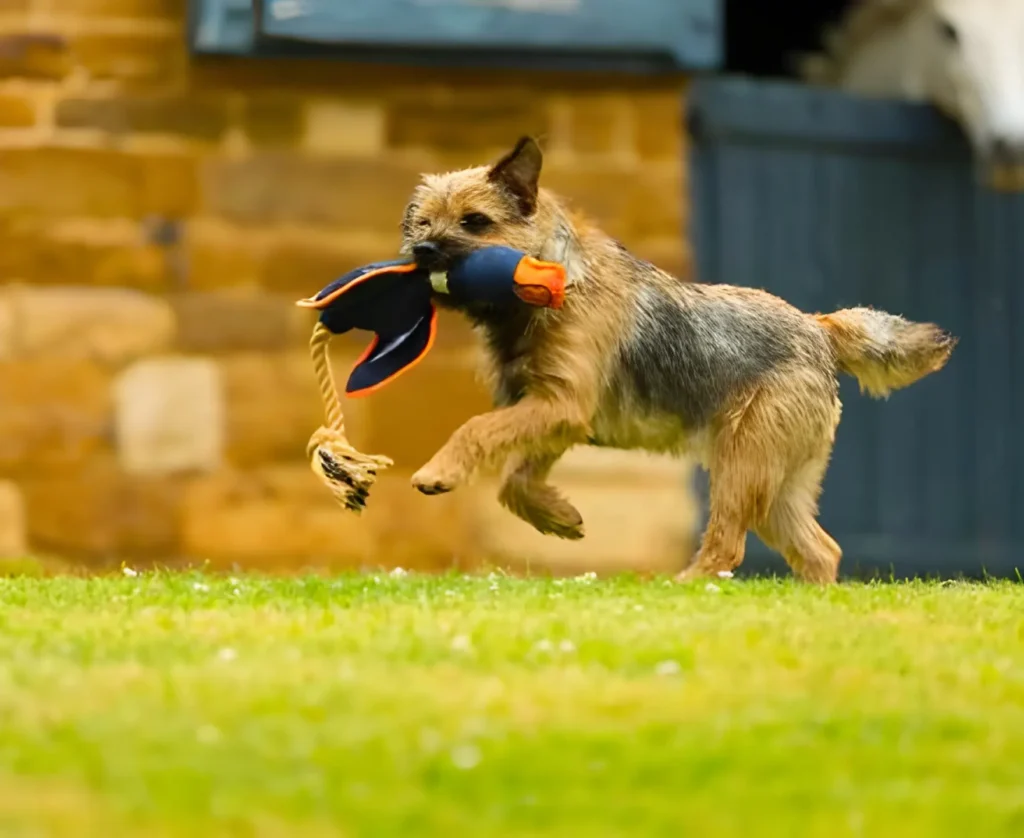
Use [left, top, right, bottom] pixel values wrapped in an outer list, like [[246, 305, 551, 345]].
[[688, 76, 1024, 580]]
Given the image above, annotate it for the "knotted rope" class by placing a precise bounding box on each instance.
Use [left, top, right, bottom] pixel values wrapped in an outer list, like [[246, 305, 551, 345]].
[[306, 322, 392, 511]]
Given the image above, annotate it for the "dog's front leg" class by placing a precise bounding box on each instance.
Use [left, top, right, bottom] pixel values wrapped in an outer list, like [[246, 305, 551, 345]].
[[412, 397, 588, 496], [497, 450, 584, 540]]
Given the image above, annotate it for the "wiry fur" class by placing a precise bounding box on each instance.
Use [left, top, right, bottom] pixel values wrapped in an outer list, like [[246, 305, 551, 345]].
[[400, 137, 957, 584], [815, 307, 955, 398]]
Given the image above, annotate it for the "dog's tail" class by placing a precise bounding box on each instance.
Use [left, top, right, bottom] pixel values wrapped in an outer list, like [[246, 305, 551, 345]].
[[815, 307, 957, 399]]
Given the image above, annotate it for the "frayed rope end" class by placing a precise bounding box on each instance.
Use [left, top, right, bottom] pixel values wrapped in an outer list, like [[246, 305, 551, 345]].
[[307, 426, 393, 513], [305, 320, 393, 512]]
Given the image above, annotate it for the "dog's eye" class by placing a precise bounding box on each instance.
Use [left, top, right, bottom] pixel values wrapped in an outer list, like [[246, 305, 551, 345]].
[[937, 17, 959, 45], [460, 212, 493, 232], [416, 219, 430, 228]]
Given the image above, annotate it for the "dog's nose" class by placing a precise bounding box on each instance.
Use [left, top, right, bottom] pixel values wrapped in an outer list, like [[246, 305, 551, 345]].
[[413, 241, 445, 270]]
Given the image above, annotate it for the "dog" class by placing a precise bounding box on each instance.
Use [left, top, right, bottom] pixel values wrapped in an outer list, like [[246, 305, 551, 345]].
[[398, 136, 956, 584]]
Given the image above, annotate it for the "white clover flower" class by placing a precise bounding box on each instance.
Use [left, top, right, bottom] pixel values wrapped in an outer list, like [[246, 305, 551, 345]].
[[655, 660, 681, 677], [450, 743, 481, 770]]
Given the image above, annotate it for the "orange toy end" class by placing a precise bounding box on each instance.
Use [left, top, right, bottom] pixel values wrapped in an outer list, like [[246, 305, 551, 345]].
[[512, 257, 567, 309]]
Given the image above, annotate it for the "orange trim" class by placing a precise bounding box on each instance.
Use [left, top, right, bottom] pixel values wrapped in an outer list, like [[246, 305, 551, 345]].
[[513, 256, 566, 309], [294, 262, 419, 310], [345, 305, 439, 398]]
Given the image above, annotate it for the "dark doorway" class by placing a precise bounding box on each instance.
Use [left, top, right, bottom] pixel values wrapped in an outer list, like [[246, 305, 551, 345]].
[[724, 0, 852, 78]]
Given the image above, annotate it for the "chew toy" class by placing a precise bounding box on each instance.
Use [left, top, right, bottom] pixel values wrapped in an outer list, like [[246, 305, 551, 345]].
[[295, 246, 567, 512]]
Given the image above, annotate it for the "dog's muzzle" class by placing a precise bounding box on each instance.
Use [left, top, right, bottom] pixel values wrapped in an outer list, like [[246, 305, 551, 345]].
[[412, 241, 448, 271]]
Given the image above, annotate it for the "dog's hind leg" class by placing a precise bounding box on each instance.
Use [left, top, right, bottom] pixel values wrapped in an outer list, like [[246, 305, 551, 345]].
[[676, 459, 764, 581], [498, 451, 584, 540], [755, 453, 841, 585], [676, 389, 785, 582]]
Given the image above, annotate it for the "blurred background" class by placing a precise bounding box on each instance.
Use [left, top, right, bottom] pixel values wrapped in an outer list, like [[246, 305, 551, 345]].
[[0, 0, 1018, 579], [0, 0, 704, 577]]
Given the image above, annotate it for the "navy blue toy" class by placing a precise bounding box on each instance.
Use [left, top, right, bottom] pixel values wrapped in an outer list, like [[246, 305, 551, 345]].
[[295, 246, 567, 512]]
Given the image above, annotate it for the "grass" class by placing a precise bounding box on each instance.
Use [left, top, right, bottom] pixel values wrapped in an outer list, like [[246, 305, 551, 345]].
[[0, 571, 1022, 837]]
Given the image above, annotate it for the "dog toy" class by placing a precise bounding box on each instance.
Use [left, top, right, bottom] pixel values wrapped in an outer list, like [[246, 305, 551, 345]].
[[295, 246, 567, 512]]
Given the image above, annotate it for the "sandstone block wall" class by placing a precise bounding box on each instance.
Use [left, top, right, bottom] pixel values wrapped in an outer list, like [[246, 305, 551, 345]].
[[0, 1, 700, 574]]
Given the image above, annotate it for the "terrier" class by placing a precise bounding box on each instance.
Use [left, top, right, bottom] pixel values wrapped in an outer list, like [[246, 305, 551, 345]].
[[399, 136, 956, 583]]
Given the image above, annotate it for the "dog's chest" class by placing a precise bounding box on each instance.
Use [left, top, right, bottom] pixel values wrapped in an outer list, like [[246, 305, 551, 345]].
[[473, 307, 537, 406], [589, 389, 709, 460]]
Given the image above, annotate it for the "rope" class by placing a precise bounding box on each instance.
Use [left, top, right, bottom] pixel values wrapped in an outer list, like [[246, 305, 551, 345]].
[[310, 322, 343, 429], [306, 322, 393, 512]]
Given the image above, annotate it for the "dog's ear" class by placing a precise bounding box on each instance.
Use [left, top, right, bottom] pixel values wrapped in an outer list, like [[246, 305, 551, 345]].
[[488, 136, 543, 216]]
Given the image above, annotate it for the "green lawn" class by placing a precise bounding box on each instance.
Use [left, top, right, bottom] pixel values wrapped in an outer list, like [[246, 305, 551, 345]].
[[0, 571, 1022, 837]]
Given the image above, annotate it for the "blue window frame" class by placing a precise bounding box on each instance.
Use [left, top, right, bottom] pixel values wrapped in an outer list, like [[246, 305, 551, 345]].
[[188, 0, 723, 74]]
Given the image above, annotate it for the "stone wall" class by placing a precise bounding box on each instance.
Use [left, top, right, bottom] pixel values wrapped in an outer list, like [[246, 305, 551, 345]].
[[0, 0, 700, 574]]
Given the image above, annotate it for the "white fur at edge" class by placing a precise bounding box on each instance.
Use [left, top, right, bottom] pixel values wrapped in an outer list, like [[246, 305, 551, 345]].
[[805, 0, 1024, 156]]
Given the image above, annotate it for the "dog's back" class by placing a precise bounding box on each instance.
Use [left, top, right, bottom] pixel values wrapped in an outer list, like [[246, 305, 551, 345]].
[[557, 244, 835, 460]]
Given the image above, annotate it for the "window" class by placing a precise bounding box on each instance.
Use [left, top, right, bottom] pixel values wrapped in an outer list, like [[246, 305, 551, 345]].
[[189, 0, 723, 74]]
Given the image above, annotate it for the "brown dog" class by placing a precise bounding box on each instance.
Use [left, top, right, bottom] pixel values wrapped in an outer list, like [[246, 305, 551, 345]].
[[399, 136, 956, 583]]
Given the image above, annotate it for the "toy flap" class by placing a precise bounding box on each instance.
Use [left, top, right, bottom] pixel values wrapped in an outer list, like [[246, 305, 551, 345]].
[[296, 259, 437, 396], [345, 306, 438, 397]]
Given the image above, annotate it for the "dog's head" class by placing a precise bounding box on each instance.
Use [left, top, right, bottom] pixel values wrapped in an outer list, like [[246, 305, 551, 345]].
[[400, 136, 549, 274]]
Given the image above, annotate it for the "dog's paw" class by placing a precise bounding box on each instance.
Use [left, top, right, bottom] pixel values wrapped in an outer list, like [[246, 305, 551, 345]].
[[533, 506, 585, 540], [673, 566, 704, 583], [521, 498, 585, 540], [500, 481, 585, 540], [541, 519, 586, 540], [412, 477, 453, 495], [674, 562, 724, 583], [411, 462, 464, 496]]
